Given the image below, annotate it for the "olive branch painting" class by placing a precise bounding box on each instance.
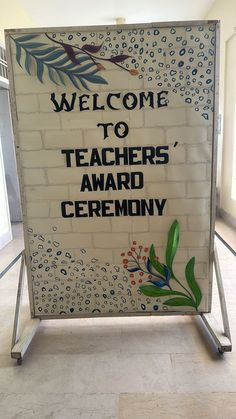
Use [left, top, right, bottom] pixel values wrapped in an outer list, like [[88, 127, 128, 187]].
[[11, 33, 138, 91], [121, 220, 203, 311]]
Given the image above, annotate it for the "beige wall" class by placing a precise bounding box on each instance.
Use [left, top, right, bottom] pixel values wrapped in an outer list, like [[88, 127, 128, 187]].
[[206, 0, 236, 219], [0, 0, 36, 46]]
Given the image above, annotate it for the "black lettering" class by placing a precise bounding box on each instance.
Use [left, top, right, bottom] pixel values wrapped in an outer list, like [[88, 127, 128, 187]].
[[91, 173, 105, 191], [61, 201, 74, 217], [104, 173, 116, 190], [114, 122, 129, 139], [141, 199, 154, 215], [116, 172, 130, 190], [123, 92, 138, 110], [101, 200, 114, 216], [88, 201, 101, 217], [61, 149, 74, 167], [142, 147, 156, 164], [114, 147, 129, 165], [154, 199, 167, 215], [51, 92, 76, 112], [93, 93, 105, 110], [90, 149, 102, 166], [128, 200, 141, 216], [139, 91, 154, 109], [97, 122, 114, 140], [80, 174, 93, 191], [157, 91, 168, 107], [114, 200, 128, 216], [156, 146, 169, 164], [128, 147, 142, 165], [101, 148, 115, 166], [107, 93, 121, 110], [75, 149, 88, 167], [131, 172, 144, 189], [78, 94, 90, 111], [75, 201, 88, 217]]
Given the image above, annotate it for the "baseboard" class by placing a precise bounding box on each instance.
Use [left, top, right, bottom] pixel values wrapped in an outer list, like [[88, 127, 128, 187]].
[[216, 207, 236, 229]]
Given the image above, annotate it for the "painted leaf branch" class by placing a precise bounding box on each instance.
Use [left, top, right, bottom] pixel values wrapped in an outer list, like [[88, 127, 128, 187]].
[[82, 43, 103, 54], [12, 34, 109, 90], [121, 242, 172, 290], [45, 33, 138, 75], [12, 33, 138, 90], [122, 220, 203, 311]]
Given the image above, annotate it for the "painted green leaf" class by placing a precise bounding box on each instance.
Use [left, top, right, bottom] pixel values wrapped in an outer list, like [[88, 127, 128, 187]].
[[149, 244, 165, 277], [165, 220, 179, 270], [11, 36, 108, 91], [82, 73, 108, 85], [79, 76, 90, 90], [140, 285, 187, 298], [14, 34, 39, 43], [185, 257, 202, 307], [36, 59, 44, 82], [50, 55, 72, 67], [25, 51, 31, 74], [75, 55, 94, 64], [15, 43, 22, 67], [22, 42, 47, 49], [32, 47, 60, 57], [41, 50, 66, 62], [64, 61, 95, 73], [56, 69, 66, 85], [163, 297, 196, 308], [48, 67, 59, 85], [67, 73, 80, 89]]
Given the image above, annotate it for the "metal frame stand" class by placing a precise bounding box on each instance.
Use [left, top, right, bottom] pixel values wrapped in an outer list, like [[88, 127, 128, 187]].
[[11, 251, 40, 364], [10, 246, 231, 364], [201, 245, 232, 353]]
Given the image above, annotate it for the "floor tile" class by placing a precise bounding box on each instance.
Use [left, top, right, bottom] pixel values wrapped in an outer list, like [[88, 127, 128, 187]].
[[119, 393, 236, 419]]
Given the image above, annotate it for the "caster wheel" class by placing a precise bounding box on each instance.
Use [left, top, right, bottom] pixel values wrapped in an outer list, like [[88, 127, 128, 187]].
[[17, 358, 22, 365], [218, 348, 224, 355]]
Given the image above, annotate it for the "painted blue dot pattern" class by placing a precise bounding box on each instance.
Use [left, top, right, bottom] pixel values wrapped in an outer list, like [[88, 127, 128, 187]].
[[53, 24, 216, 121]]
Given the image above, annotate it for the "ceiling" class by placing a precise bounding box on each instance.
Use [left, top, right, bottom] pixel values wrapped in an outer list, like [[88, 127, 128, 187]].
[[19, 0, 215, 27]]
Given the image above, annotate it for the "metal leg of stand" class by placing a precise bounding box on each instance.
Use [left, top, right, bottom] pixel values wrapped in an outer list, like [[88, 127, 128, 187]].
[[201, 245, 232, 354], [11, 251, 40, 365]]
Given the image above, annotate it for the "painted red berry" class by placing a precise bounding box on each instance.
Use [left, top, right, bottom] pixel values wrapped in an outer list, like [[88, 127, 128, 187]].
[[133, 241, 137, 245], [144, 247, 148, 252], [131, 280, 136, 285], [139, 272, 144, 276], [139, 279, 142, 283], [130, 273, 134, 278], [121, 252, 125, 256], [123, 259, 128, 264], [128, 251, 132, 256], [131, 247, 135, 251]]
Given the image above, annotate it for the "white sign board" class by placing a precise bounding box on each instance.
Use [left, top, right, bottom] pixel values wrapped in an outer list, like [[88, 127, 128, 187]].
[[6, 21, 219, 318]]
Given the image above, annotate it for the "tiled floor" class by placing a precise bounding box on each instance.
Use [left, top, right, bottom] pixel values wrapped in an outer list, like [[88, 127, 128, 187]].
[[0, 221, 235, 418]]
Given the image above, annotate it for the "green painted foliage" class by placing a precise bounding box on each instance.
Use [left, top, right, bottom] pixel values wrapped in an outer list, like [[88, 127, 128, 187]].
[[185, 257, 202, 307], [163, 297, 196, 308], [149, 244, 165, 277], [165, 219, 179, 271], [139, 220, 203, 311], [139, 285, 187, 298], [12, 34, 108, 90]]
